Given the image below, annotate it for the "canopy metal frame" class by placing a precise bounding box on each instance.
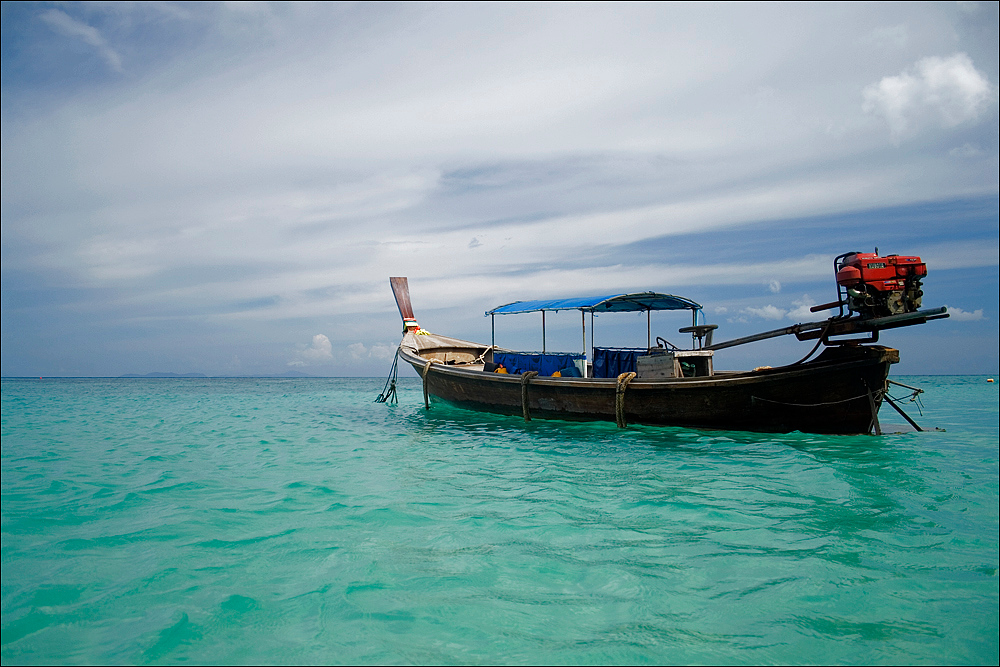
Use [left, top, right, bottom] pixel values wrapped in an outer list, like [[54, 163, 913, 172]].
[[486, 292, 703, 376]]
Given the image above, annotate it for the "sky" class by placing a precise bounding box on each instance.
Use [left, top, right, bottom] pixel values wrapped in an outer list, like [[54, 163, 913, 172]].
[[2, 1, 998, 377]]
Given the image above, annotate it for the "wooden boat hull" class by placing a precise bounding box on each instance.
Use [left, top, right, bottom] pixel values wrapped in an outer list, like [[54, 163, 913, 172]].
[[399, 345, 897, 434]]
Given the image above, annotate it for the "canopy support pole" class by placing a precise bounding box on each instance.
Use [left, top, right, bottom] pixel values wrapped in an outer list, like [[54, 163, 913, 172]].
[[581, 310, 587, 367], [542, 311, 546, 354], [491, 313, 495, 349], [590, 311, 595, 369], [691, 309, 698, 348], [647, 309, 651, 350]]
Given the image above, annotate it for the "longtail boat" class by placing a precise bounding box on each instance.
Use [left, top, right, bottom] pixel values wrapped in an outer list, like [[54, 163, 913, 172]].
[[385, 251, 948, 434]]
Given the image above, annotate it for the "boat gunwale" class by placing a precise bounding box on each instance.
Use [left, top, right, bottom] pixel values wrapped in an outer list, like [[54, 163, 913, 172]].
[[397, 344, 893, 389]]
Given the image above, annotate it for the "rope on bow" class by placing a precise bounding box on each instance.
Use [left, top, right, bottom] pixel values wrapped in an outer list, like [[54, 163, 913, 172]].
[[421, 360, 432, 409], [616, 372, 637, 428]]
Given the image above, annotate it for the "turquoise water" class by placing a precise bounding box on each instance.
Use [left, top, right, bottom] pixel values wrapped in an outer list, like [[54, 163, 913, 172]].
[[2, 376, 997, 665]]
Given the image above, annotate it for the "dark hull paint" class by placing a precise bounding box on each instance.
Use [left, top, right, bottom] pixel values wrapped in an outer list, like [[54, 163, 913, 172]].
[[400, 345, 898, 434]]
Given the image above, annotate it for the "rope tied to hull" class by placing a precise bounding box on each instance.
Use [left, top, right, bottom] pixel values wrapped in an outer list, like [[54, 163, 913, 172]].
[[886, 379, 925, 415], [751, 393, 869, 408], [882, 378, 925, 431], [615, 372, 637, 428], [421, 360, 432, 409], [374, 348, 401, 404], [520, 371, 539, 421]]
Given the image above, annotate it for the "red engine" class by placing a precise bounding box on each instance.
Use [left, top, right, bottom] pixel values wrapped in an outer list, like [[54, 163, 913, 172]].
[[835, 252, 926, 317]]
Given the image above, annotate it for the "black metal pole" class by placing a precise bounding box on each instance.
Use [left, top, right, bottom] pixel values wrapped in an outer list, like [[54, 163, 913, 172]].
[[865, 382, 882, 435], [883, 394, 924, 431]]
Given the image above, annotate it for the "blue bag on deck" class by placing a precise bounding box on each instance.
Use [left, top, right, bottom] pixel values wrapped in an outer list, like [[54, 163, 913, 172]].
[[493, 352, 584, 376], [592, 347, 646, 378]]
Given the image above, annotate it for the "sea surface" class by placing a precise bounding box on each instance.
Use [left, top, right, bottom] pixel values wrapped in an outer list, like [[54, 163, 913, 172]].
[[1, 376, 997, 665]]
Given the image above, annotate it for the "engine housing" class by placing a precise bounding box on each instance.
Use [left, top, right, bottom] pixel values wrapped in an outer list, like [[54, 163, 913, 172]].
[[835, 252, 926, 318]]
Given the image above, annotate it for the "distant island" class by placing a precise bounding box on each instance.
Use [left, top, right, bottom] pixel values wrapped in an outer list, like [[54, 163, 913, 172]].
[[118, 371, 315, 378], [119, 372, 208, 378]]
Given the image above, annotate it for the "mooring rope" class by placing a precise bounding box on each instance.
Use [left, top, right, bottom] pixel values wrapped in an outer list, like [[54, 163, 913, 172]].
[[751, 384, 887, 435], [421, 360, 432, 410], [882, 393, 924, 431], [615, 372, 636, 428], [886, 379, 925, 415], [751, 393, 868, 407], [520, 371, 539, 421], [471, 346, 494, 366], [374, 348, 400, 404]]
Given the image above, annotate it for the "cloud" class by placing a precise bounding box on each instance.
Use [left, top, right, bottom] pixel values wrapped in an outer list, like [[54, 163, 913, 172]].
[[944, 306, 986, 321], [949, 143, 984, 158], [289, 334, 334, 366], [742, 295, 830, 323], [348, 342, 397, 360], [39, 9, 123, 72], [3, 4, 998, 376], [743, 305, 787, 321], [787, 295, 829, 320], [863, 53, 996, 139], [370, 343, 398, 360], [919, 240, 1000, 270]]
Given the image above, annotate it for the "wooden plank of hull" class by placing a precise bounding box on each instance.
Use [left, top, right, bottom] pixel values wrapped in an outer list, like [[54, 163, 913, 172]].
[[400, 345, 897, 434]]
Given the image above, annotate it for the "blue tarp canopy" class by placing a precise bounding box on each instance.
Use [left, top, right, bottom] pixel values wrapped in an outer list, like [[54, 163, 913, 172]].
[[486, 292, 701, 316]]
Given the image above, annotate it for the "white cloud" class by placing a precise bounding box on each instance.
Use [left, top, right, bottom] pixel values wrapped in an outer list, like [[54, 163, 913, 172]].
[[3, 3, 998, 377], [919, 240, 1000, 270], [741, 295, 832, 323], [949, 143, 984, 158], [347, 342, 397, 360], [863, 53, 996, 139], [787, 295, 830, 321], [944, 306, 986, 321], [370, 343, 397, 360], [39, 9, 123, 72], [743, 305, 787, 321], [289, 334, 334, 366]]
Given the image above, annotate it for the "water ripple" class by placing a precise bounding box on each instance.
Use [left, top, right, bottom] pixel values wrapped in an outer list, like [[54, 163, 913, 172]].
[[1, 376, 997, 664]]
